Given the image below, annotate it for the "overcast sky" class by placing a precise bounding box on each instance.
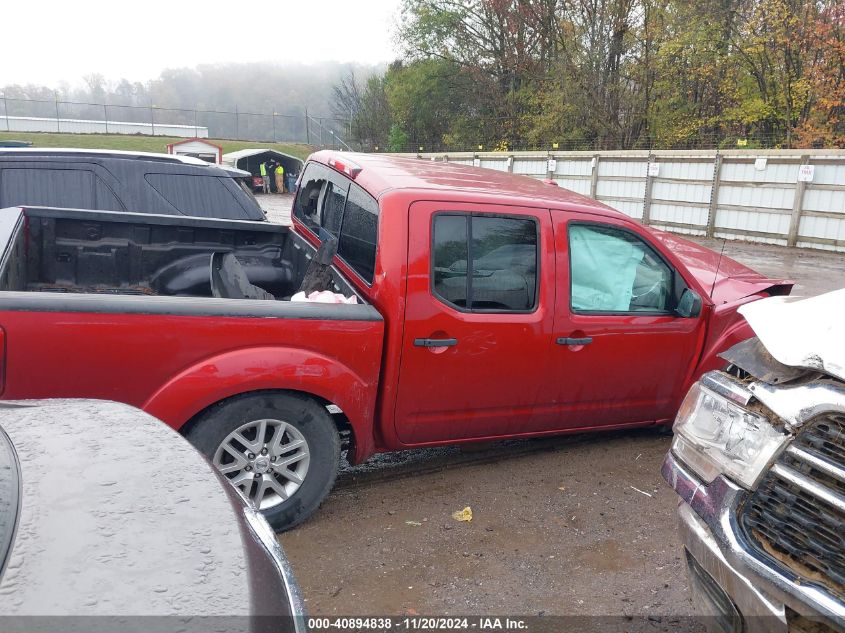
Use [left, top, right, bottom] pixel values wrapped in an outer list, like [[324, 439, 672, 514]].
[[2, 0, 402, 87]]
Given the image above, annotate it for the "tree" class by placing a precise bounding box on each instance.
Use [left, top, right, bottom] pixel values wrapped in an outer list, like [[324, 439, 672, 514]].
[[332, 70, 392, 149], [795, 2, 845, 146]]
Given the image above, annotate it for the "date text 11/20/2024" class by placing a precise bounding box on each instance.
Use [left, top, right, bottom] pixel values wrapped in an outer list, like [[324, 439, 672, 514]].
[[307, 617, 529, 630]]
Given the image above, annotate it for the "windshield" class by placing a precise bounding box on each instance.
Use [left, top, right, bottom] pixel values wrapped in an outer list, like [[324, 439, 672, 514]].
[[0, 426, 19, 582]]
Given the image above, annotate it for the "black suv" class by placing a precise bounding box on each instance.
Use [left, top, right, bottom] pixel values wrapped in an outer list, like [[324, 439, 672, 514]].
[[0, 148, 266, 221]]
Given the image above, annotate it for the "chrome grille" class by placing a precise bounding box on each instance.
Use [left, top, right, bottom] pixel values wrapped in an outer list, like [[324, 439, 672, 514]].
[[740, 413, 845, 598]]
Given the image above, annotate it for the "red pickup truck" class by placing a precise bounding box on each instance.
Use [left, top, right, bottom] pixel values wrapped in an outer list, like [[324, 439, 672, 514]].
[[0, 151, 792, 530]]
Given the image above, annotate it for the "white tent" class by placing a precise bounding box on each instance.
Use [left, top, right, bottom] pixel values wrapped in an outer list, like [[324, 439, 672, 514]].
[[222, 149, 304, 179]]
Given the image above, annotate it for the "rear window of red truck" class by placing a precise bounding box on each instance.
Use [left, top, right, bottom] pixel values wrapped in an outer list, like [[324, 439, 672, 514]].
[[293, 162, 379, 284]]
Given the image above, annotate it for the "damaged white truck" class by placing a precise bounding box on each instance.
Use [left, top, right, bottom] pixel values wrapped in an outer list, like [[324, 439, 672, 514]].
[[662, 289, 845, 633]]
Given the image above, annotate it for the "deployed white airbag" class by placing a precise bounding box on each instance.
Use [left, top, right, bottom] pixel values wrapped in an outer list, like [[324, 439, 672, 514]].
[[570, 224, 645, 311]]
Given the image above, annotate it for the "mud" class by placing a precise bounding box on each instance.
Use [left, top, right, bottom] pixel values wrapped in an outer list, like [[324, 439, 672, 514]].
[[282, 430, 696, 618]]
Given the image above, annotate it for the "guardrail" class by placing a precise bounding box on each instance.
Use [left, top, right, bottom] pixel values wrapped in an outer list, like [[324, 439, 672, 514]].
[[402, 150, 845, 252]]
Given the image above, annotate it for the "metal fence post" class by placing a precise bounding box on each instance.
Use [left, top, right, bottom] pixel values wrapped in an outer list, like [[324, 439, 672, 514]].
[[272, 113, 276, 142], [706, 153, 724, 237], [1, 94, 8, 131], [305, 108, 310, 145], [642, 154, 656, 225], [103, 104, 109, 134], [234, 105, 239, 140], [55, 94, 61, 133], [150, 104, 155, 136], [590, 153, 601, 198], [787, 155, 811, 247]]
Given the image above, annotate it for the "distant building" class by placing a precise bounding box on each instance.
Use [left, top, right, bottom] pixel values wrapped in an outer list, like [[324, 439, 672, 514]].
[[0, 115, 209, 138], [166, 138, 223, 164]]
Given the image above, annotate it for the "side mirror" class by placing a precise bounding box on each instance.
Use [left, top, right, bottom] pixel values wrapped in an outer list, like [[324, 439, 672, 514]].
[[676, 288, 702, 318]]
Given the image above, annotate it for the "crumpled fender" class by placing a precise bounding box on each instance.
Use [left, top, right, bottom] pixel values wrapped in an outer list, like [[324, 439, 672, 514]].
[[686, 296, 763, 392], [142, 346, 377, 463]]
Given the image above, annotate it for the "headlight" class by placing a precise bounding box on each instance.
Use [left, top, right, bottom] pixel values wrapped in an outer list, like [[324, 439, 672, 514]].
[[672, 373, 788, 489]]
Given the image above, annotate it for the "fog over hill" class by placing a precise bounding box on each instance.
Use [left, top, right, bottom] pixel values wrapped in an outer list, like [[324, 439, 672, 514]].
[[1, 61, 387, 119]]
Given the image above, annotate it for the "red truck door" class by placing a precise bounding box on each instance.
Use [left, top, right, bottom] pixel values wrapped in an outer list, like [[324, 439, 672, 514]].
[[393, 201, 558, 444], [548, 211, 706, 428]]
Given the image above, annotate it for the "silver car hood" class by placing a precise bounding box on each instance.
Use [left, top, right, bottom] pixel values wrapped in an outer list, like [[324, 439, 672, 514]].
[[738, 289, 845, 382], [0, 399, 254, 616]]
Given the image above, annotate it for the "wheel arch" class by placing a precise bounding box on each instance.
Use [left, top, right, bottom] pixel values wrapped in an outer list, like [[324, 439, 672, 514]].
[[141, 346, 377, 463], [179, 387, 356, 455]]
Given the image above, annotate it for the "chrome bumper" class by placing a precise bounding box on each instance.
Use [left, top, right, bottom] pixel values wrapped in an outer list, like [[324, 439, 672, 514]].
[[662, 451, 845, 633]]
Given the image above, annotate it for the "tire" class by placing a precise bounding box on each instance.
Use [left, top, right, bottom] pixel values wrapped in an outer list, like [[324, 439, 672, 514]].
[[185, 391, 340, 531]]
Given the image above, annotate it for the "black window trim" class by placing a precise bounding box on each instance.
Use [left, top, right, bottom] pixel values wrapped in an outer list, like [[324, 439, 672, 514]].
[[566, 220, 679, 317], [293, 164, 379, 288], [431, 210, 541, 315]]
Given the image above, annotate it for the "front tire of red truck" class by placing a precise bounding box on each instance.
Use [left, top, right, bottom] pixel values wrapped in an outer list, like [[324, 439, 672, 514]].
[[186, 391, 341, 532]]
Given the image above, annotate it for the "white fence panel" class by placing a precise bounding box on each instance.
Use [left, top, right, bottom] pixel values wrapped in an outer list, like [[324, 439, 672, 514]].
[[513, 158, 546, 176], [553, 158, 593, 176], [797, 217, 845, 251], [554, 177, 591, 196], [804, 187, 842, 213], [713, 159, 798, 245], [480, 158, 509, 171], [594, 158, 647, 220], [405, 149, 845, 251], [552, 157, 593, 196], [650, 203, 709, 235], [645, 158, 712, 235]]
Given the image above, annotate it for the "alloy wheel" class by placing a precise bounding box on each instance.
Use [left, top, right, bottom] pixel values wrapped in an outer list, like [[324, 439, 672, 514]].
[[213, 418, 311, 510]]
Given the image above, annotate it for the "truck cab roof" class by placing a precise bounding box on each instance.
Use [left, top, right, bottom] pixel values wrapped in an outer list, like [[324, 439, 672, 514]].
[[310, 150, 630, 221], [0, 147, 212, 166]]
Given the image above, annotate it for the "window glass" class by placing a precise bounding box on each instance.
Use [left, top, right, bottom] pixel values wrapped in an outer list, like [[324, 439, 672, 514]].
[[433, 215, 469, 308], [569, 224, 672, 313], [337, 183, 378, 283], [293, 163, 334, 233], [145, 173, 247, 219], [432, 214, 538, 312], [292, 163, 380, 284], [1, 168, 95, 209], [471, 216, 537, 310], [234, 178, 265, 219], [322, 181, 349, 236], [94, 177, 124, 211]]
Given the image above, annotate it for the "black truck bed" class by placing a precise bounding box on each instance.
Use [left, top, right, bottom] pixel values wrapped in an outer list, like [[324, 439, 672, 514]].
[[0, 206, 363, 304]]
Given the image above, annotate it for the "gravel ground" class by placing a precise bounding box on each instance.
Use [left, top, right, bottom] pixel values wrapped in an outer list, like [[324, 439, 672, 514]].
[[260, 193, 845, 621], [256, 192, 294, 225]]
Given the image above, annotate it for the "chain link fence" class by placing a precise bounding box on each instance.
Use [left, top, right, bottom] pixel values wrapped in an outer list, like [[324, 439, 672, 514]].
[[0, 95, 352, 148]]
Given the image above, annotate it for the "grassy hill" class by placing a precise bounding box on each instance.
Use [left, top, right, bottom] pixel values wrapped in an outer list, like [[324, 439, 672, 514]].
[[0, 131, 316, 160]]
